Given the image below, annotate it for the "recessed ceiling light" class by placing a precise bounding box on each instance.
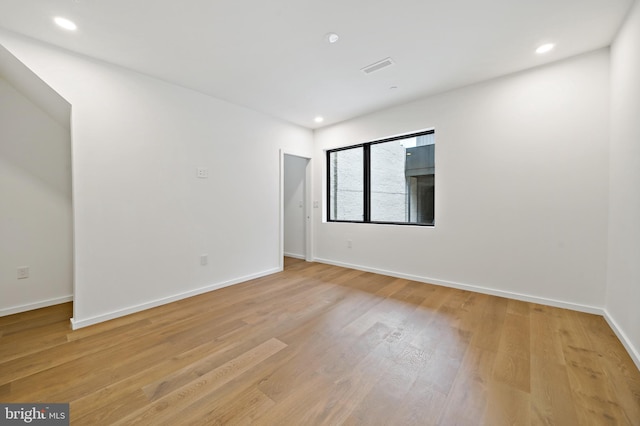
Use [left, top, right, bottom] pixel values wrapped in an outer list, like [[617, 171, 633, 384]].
[[536, 43, 555, 54], [314, 116, 324, 123], [54, 17, 77, 31], [325, 33, 339, 44]]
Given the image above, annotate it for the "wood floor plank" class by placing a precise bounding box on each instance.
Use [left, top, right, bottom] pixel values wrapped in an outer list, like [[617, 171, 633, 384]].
[[251, 371, 336, 426], [258, 305, 395, 403], [74, 323, 290, 425], [0, 257, 638, 425], [530, 304, 566, 363], [387, 372, 447, 426], [0, 382, 10, 400], [0, 318, 153, 386], [438, 347, 496, 425], [172, 386, 275, 425], [492, 312, 531, 393], [6, 315, 248, 402], [483, 381, 531, 426], [316, 349, 395, 425], [530, 355, 580, 426], [113, 338, 287, 425], [341, 350, 422, 425], [0, 302, 72, 331], [557, 309, 630, 425], [258, 333, 395, 426], [0, 320, 70, 363], [413, 348, 461, 396], [142, 338, 255, 401], [471, 295, 508, 352], [70, 336, 247, 423]]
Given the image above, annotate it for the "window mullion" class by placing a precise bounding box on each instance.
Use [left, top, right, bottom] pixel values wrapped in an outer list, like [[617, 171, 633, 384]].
[[326, 149, 331, 221], [363, 144, 371, 222]]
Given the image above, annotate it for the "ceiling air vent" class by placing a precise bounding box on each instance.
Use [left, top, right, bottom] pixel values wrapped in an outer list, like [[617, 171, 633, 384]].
[[361, 57, 395, 75]]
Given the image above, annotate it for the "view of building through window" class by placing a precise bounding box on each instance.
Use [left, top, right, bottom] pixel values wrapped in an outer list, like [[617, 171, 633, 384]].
[[327, 131, 434, 225], [328, 146, 363, 221]]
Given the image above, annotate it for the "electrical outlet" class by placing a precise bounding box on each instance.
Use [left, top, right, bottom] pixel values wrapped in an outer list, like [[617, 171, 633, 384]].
[[313, 201, 319, 208], [17, 266, 29, 279], [347, 240, 352, 249], [196, 167, 208, 178], [200, 254, 208, 266]]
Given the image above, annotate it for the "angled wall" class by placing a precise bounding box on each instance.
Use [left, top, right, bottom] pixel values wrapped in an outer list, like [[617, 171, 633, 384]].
[[0, 45, 73, 315], [607, 0, 640, 368]]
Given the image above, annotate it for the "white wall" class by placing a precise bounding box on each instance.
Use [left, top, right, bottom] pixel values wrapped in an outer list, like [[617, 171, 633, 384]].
[[283, 155, 307, 258], [0, 76, 73, 314], [0, 30, 313, 327], [314, 49, 610, 311], [607, 0, 640, 368]]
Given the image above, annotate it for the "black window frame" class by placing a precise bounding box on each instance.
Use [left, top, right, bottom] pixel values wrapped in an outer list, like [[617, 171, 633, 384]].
[[326, 129, 435, 226]]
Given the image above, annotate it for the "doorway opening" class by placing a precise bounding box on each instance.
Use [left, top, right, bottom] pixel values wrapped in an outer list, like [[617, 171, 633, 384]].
[[280, 151, 311, 270]]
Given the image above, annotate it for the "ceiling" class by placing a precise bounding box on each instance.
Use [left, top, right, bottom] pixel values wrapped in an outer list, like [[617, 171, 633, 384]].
[[0, 0, 634, 129]]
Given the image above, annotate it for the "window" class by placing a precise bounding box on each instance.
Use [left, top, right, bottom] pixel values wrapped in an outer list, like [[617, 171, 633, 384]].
[[327, 130, 434, 225]]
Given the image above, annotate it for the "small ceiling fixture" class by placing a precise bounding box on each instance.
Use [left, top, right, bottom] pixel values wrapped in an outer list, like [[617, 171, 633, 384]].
[[314, 116, 324, 123], [54, 17, 77, 31], [325, 33, 339, 44], [536, 43, 555, 54]]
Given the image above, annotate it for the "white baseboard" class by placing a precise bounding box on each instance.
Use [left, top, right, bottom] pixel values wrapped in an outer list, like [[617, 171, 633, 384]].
[[0, 295, 73, 317], [70, 267, 280, 330], [603, 310, 640, 371], [284, 252, 306, 260], [313, 257, 604, 315]]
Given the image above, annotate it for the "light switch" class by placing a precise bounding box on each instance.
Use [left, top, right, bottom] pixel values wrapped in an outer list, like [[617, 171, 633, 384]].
[[17, 266, 29, 279]]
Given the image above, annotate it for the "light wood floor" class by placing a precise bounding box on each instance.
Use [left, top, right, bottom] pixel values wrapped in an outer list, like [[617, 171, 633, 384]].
[[1, 258, 639, 425]]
